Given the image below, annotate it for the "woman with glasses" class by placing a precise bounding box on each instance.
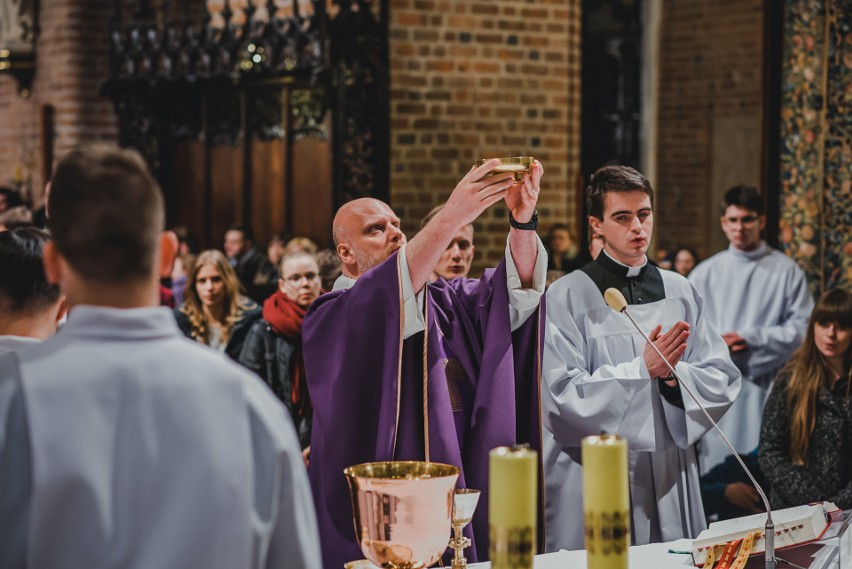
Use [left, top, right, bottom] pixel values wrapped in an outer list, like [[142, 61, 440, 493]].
[[239, 251, 322, 452], [175, 249, 261, 361]]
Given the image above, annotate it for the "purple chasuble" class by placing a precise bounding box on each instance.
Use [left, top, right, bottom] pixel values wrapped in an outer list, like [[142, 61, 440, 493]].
[[302, 252, 543, 568]]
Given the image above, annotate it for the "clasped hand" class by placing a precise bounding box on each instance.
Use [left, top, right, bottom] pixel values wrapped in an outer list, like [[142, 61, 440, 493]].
[[644, 321, 690, 385]]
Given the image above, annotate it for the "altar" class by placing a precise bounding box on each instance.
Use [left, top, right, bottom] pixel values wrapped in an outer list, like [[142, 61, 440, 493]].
[[453, 534, 847, 569]]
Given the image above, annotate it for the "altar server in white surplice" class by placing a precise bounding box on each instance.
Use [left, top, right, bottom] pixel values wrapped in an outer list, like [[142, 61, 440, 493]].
[[689, 185, 812, 474], [542, 166, 741, 552], [0, 146, 322, 569]]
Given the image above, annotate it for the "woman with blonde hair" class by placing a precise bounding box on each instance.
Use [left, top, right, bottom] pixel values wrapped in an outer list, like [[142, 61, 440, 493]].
[[175, 250, 262, 361], [759, 287, 852, 508]]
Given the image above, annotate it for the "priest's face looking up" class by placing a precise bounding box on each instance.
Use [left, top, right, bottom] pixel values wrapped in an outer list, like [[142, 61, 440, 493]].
[[280, 253, 322, 309], [589, 190, 653, 267], [333, 198, 407, 279], [432, 224, 474, 281], [721, 205, 765, 252]]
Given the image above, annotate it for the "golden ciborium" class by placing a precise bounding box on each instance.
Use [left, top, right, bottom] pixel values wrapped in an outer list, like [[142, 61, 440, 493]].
[[449, 489, 481, 569], [344, 461, 460, 569], [474, 157, 536, 181]]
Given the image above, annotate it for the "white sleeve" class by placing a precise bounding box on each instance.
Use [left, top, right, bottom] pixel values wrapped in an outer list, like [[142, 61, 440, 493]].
[[506, 235, 547, 332], [398, 246, 427, 340], [541, 285, 657, 450]]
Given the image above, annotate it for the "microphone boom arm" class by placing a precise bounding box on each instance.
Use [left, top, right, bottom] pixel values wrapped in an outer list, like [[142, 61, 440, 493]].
[[616, 302, 776, 569]]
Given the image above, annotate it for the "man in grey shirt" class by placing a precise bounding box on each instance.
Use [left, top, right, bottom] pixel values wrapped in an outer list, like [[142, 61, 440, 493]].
[[0, 145, 322, 568]]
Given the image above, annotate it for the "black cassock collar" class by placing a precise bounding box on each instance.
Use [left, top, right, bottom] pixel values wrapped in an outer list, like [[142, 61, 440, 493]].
[[581, 252, 666, 306]]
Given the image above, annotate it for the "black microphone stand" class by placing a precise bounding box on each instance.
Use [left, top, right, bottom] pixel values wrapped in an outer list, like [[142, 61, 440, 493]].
[[606, 289, 776, 569]]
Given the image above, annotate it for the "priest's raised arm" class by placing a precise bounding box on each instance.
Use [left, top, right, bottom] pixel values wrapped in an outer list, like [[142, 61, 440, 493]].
[[302, 159, 546, 568]]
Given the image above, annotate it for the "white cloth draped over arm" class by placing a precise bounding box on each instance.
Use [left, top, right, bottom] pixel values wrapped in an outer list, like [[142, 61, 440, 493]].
[[399, 237, 546, 339]]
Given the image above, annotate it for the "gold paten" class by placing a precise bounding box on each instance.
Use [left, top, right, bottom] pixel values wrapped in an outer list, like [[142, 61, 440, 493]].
[[474, 156, 536, 181], [344, 461, 460, 569]]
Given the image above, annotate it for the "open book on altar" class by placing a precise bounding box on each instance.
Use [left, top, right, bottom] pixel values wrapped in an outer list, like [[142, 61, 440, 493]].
[[691, 502, 839, 566]]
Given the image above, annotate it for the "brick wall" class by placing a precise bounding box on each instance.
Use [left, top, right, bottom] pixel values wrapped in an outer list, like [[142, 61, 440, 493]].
[[0, 0, 118, 207], [655, 0, 764, 259], [388, 0, 582, 274]]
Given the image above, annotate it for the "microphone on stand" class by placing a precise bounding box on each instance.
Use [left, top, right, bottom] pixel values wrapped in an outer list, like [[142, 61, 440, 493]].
[[603, 288, 776, 569]]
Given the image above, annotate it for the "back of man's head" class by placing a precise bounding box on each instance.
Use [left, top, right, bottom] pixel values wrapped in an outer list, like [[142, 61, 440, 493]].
[[0, 227, 60, 315], [420, 204, 474, 233], [722, 185, 763, 215], [0, 186, 25, 212], [586, 165, 654, 220], [226, 224, 254, 244], [48, 145, 164, 284]]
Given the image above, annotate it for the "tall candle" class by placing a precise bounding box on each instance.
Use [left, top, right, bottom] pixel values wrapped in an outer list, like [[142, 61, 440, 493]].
[[489, 445, 537, 569], [582, 434, 629, 569]]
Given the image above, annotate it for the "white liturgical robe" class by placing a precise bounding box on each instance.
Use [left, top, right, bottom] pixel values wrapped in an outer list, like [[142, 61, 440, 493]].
[[689, 242, 812, 472], [542, 253, 741, 552], [0, 306, 321, 569]]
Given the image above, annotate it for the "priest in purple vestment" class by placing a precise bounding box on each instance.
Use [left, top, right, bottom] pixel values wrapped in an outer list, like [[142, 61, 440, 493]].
[[303, 159, 547, 567]]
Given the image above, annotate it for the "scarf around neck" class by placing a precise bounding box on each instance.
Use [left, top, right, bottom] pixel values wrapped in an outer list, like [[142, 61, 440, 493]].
[[263, 290, 309, 410]]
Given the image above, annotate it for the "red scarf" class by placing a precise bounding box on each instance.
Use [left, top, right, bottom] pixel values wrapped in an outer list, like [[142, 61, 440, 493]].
[[263, 290, 309, 411]]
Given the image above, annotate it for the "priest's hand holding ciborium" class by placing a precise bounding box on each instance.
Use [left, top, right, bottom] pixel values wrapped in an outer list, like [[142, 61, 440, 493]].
[[344, 461, 460, 569]]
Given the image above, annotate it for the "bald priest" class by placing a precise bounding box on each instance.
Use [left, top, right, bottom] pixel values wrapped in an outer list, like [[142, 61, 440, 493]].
[[303, 159, 547, 567]]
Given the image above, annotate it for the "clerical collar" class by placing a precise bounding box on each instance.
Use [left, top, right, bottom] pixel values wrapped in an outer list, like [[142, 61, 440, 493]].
[[581, 251, 664, 305], [599, 249, 648, 278], [729, 241, 771, 261]]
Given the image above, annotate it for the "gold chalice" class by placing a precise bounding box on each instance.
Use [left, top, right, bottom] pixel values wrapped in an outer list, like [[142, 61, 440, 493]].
[[344, 461, 460, 569], [474, 156, 536, 181], [449, 489, 481, 569]]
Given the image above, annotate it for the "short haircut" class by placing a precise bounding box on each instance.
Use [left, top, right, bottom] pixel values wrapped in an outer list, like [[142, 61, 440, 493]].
[[0, 186, 25, 209], [269, 231, 291, 246], [226, 224, 254, 243], [420, 204, 474, 231], [315, 248, 341, 291], [586, 165, 654, 220], [48, 145, 164, 284], [0, 227, 60, 313], [278, 250, 318, 276], [723, 185, 764, 215]]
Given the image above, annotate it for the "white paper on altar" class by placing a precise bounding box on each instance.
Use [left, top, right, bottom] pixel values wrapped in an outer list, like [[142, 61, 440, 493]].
[[452, 542, 695, 569], [450, 531, 849, 569]]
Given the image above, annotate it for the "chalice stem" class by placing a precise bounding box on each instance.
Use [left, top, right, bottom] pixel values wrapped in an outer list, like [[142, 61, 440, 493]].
[[451, 525, 468, 569]]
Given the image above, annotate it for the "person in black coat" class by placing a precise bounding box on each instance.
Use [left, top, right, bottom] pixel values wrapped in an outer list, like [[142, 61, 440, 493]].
[[239, 252, 322, 451]]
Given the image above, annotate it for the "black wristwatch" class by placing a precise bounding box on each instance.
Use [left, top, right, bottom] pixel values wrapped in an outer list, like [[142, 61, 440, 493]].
[[509, 209, 538, 230]]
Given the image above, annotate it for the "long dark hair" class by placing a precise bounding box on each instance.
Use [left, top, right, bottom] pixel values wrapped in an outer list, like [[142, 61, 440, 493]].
[[784, 288, 852, 465]]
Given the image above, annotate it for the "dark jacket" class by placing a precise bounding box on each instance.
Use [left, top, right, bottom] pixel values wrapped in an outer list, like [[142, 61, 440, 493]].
[[700, 449, 768, 520], [759, 371, 852, 509], [173, 302, 262, 362], [238, 319, 312, 449]]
